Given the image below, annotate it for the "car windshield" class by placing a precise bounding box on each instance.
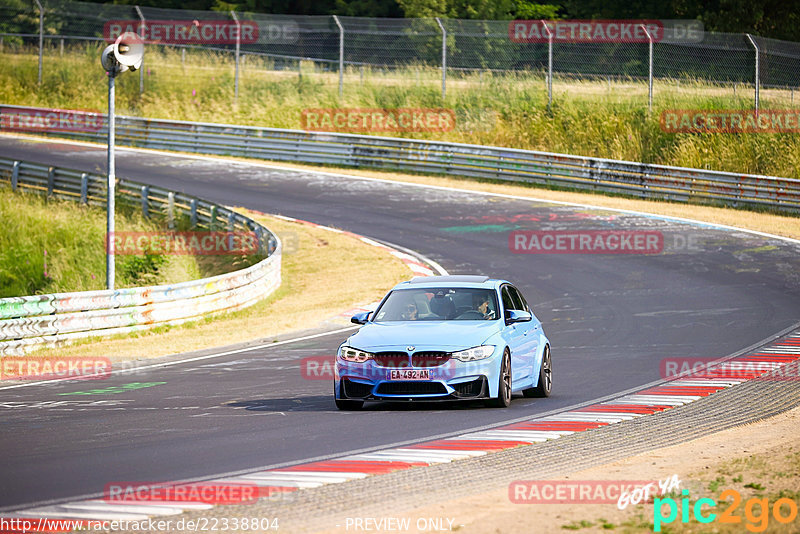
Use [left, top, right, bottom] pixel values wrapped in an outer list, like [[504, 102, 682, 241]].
[[373, 287, 499, 321]]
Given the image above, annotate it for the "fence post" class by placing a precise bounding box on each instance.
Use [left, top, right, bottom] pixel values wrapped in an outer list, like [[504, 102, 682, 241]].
[[135, 6, 145, 95], [11, 161, 19, 191], [332, 15, 344, 97], [227, 211, 236, 251], [640, 24, 653, 113], [141, 185, 149, 218], [190, 198, 198, 227], [80, 173, 88, 204], [59, 38, 63, 56], [435, 17, 447, 100], [231, 11, 241, 100], [167, 191, 175, 229], [47, 167, 55, 197], [34, 0, 43, 86], [540, 20, 553, 111], [746, 34, 760, 116]]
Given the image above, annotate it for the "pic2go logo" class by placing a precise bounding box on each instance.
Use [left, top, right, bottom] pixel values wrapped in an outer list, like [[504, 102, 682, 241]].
[[654, 489, 798, 532]]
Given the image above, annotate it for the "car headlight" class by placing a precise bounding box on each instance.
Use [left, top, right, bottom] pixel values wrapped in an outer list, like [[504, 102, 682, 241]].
[[452, 345, 496, 362], [339, 346, 374, 363]]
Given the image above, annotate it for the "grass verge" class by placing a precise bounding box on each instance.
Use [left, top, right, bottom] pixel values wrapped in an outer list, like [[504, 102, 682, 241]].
[[0, 186, 219, 297]]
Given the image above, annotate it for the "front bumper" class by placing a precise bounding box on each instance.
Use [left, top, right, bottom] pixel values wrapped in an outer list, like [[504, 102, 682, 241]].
[[335, 350, 501, 402], [339, 375, 489, 401]]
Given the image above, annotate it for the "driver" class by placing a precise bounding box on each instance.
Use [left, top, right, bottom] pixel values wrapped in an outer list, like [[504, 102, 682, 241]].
[[473, 293, 495, 320], [400, 303, 418, 321]]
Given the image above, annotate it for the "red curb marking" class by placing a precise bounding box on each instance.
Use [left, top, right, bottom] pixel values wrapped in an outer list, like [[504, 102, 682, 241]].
[[274, 460, 427, 474], [500, 421, 610, 431], [637, 386, 724, 396], [408, 439, 530, 451], [739, 354, 798, 361], [575, 404, 671, 414]]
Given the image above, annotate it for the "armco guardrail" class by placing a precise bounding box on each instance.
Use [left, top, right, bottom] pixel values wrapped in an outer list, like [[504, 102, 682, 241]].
[[0, 156, 281, 357], [2, 105, 799, 213]]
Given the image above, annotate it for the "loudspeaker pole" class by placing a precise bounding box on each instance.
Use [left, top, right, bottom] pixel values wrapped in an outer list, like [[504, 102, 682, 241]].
[[106, 72, 116, 290], [100, 32, 143, 290]]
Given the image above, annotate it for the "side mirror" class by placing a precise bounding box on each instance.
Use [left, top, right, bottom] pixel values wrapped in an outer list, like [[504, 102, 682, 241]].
[[506, 310, 532, 324], [351, 311, 371, 325]]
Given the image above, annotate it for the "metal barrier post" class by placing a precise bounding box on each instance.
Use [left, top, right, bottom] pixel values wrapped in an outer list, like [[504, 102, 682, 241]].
[[640, 24, 653, 113], [746, 34, 760, 116], [228, 211, 235, 250], [231, 11, 241, 100], [333, 15, 344, 97], [80, 173, 88, 204], [34, 0, 43, 85], [541, 20, 553, 111], [141, 185, 149, 218], [47, 167, 55, 197], [190, 198, 198, 227], [435, 17, 446, 100], [11, 161, 19, 191], [135, 6, 145, 95], [167, 191, 175, 229]]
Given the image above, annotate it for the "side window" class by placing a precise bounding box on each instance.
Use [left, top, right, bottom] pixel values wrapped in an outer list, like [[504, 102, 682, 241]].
[[509, 286, 528, 312], [501, 286, 515, 314], [503, 286, 516, 317]]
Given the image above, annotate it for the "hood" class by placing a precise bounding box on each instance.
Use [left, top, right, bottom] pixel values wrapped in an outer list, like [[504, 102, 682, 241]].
[[345, 320, 499, 351]]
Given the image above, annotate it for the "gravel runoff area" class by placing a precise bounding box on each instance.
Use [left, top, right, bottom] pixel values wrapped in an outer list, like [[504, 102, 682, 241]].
[[117, 356, 800, 534]]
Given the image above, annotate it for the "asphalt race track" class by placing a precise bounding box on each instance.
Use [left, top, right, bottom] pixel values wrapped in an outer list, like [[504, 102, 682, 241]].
[[1, 136, 799, 511]]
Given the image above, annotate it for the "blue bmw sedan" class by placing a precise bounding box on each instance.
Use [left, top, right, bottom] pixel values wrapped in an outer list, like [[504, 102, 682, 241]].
[[334, 275, 552, 410]]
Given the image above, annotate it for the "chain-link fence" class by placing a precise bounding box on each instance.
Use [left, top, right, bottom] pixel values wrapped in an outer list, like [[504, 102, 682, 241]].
[[3, 0, 800, 109]]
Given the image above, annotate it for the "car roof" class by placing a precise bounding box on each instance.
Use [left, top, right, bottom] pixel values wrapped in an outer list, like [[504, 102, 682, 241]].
[[391, 275, 508, 290]]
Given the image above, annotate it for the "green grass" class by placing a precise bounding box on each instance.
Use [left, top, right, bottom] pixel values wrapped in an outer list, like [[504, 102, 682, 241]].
[[0, 186, 253, 297], [1, 44, 799, 180]]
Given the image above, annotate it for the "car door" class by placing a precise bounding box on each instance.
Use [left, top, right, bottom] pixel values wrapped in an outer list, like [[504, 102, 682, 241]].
[[508, 285, 540, 383], [501, 285, 529, 385]]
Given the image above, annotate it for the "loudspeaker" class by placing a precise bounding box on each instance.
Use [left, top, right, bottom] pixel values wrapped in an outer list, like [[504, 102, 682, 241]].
[[101, 32, 143, 74]]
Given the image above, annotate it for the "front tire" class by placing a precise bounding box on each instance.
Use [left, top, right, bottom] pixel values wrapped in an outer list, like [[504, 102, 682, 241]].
[[335, 398, 364, 410], [524, 345, 552, 398], [486, 349, 512, 408], [335, 383, 364, 410]]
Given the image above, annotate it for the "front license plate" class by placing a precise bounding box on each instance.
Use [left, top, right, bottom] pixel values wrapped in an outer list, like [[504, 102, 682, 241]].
[[389, 369, 431, 380]]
